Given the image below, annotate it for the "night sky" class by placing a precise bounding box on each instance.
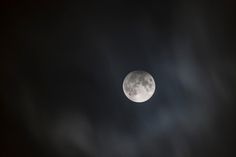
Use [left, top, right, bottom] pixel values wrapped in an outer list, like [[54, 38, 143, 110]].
[[2, 1, 236, 157]]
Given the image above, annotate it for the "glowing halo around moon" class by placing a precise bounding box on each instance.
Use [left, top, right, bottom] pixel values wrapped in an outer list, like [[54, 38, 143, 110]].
[[122, 71, 156, 103]]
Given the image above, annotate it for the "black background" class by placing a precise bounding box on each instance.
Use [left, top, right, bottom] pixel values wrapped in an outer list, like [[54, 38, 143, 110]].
[[1, 0, 236, 157]]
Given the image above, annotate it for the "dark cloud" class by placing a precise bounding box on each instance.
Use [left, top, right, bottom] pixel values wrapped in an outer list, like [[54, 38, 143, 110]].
[[1, 0, 236, 157]]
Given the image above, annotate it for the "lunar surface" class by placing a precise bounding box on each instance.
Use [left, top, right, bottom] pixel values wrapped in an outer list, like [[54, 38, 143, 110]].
[[123, 71, 156, 103]]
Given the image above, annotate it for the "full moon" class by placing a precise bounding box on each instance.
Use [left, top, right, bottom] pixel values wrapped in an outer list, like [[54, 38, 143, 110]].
[[122, 71, 156, 103]]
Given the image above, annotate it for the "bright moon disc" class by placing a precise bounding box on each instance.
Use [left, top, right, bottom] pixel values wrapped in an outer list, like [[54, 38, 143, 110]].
[[123, 71, 156, 103]]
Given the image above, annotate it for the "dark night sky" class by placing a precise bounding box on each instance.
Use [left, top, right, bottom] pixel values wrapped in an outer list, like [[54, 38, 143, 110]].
[[1, 0, 236, 157]]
